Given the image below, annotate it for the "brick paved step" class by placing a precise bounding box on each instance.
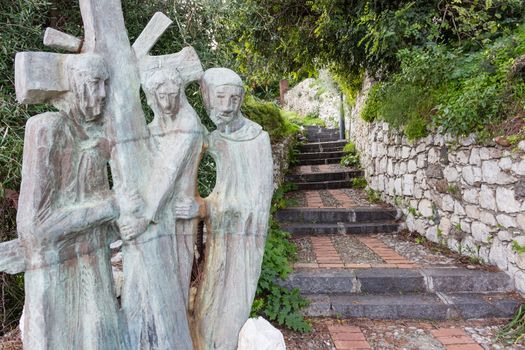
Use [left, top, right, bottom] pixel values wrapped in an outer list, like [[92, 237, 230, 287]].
[[296, 158, 342, 166], [281, 268, 513, 295], [275, 208, 398, 223], [302, 292, 522, 319], [286, 170, 362, 183], [299, 140, 346, 152], [298, 151, 346, 160], [280, 221, 400, 235]]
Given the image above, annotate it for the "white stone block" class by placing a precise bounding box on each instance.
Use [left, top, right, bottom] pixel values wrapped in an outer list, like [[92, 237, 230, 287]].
[[482, 160, 516, 185], [417, 154, 426, 168], [515, 271, 525, 294], [472, 221, 490, 243], [394, 178, 402, 195], [497, 230, 513, 242], [489, 238, 508, 270], [444, 166, 459, 182], [407, 160, 417, 173], [442, 195, 455, 212], [512, 159, 525, 176], [499, 157, 513, 171], [469, 148, 481, 166], [465, 205, 480, 220], [419, 199, 433, 217], [462, 166, 482, 186], [496, 188, 521, 213], [496, 214, 517, 228], [479, 185, 496, 210], [456, 150, 470, 164], [480, 211, 496, 226], [517, 213, 525, 231], [428, 148, 440, 164], [402, 174, 415, 196], [454, 201, 466, 216], [237, 317, 286, 350], [463, 189, 479, 204]]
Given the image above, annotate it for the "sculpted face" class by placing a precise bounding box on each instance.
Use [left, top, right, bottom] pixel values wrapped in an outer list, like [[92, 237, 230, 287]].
[[155, 80, 180, 118], [209, 85, 243, 127], [67, 54, 108, 123], [79, 72, 107, 122]]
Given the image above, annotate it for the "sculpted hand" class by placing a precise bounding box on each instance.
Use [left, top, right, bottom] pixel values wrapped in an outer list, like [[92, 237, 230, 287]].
[[175, 198, 200, 219], [117, 215, 150, 241], [119, 188, 145, 216]]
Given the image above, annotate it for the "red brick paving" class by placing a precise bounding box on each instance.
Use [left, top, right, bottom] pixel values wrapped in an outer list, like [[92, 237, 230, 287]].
[[328, 325, 372, 350], [357, 236, 419, 269], [305, 190, 325, 208], [431, 328, 483, 350], [311, 237, 344, 266]]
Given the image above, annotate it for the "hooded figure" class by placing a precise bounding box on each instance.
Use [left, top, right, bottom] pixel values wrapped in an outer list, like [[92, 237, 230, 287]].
[[192, 68, 273, 350]]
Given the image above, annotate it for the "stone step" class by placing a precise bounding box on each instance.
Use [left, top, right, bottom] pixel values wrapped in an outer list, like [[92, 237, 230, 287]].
[[296, 158, 342, 166], [291, 180, 353, 190], [306, 136, 341, 143], [299, 140, 346, 152], [303, 292, 522, 319], [275, 208, 398, 224], [305, 126, 339, 133], [281, 268, 514, 295], [280, 221, 400, 235], [286, 170, 362, 183], [297, 151, 346, 160]]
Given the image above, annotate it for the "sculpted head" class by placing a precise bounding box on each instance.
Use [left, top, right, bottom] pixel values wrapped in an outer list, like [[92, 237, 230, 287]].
[[143, 69, 182, 119], [201, 68, 244, 129], [66, 54, 108, 122]]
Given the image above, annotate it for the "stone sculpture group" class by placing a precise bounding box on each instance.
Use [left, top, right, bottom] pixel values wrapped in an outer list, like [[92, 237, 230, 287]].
[[0, 1, 273, 349]]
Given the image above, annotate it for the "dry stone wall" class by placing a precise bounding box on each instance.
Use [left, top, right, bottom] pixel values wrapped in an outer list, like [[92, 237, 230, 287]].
[[349, 77, 525, 293]]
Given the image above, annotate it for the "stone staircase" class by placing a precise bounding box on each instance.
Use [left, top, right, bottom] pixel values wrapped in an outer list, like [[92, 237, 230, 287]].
[[278, 126, 524, 321]]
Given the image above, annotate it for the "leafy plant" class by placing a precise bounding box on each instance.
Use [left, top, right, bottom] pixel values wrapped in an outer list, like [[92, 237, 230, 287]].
[[340, 154, 360, 167], [252, 185, 311, 332], [351, 177, 367, 189], [512, 240, 525, 254], [365, 188, 381, 203]]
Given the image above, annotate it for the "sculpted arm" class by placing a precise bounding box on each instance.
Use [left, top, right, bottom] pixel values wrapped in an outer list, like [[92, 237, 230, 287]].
[[144, 129, 203, 222], [17, 115, 117, 245]]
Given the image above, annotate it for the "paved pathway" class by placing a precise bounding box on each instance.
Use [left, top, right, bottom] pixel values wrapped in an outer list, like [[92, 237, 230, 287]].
[[279, 126, 525, 349]]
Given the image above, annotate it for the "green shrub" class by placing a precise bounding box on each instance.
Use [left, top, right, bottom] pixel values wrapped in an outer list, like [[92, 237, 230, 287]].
[[285, 110, 327, 127], [343, 141, 357, 154], [360, 24, 525, 139], [252, 184, 311, 332], [404, 117, 429, 140], [340, 154, 360, 167], [242, 96, 300, 143]]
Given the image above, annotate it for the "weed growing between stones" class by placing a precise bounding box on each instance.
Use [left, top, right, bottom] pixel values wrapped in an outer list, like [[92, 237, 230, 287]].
[[340, 141, 360, 167], [251, 183, 312, 332], [365, 188, 381, 203], [497, 304, 525, 344], [351, 177, 367, 189]]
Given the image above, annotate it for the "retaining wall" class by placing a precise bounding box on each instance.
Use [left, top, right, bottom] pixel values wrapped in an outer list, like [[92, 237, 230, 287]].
[[349, 77, 525, 292]]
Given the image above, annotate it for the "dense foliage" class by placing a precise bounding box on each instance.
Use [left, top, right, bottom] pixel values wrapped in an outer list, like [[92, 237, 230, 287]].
[[222, 1, 523, 87], [362, 25, 525, 139], [222, 0, 525, 137], [251, 184, 311, 332]]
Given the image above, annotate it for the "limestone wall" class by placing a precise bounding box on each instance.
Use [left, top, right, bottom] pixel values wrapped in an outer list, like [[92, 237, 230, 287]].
[[283, 70, 350, 128], [349, 78, 525, 292]]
